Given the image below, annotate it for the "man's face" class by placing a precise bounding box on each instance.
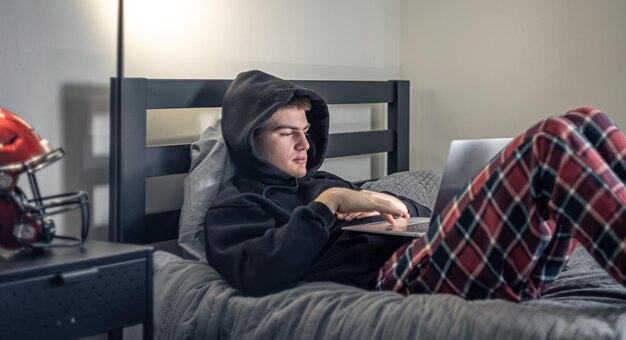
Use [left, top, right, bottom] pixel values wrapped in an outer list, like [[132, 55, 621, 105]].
[[255, 106, 310, 178]]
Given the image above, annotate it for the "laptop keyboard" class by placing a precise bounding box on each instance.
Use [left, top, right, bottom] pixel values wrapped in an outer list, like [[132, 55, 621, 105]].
[[406, 222, 430, 233]]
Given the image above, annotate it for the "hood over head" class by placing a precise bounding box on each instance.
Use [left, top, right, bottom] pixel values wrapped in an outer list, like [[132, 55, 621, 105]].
[[221, 70, 329, 185]]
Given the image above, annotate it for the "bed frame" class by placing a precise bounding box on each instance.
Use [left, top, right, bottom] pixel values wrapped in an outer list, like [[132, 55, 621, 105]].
[[109, 77, 409, 245]]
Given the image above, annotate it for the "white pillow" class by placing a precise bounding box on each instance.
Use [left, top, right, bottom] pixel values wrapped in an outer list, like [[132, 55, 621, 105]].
[[178, 119, 235, 262]]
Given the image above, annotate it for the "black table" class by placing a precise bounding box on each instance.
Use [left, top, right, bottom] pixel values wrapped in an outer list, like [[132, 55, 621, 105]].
[[0, 240, 153, 339]]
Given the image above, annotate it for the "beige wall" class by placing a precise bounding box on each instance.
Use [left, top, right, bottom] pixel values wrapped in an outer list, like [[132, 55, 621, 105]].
[[400, 0, 626, 170]]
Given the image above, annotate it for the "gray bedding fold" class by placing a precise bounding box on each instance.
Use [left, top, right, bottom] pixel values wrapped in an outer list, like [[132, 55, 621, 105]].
[[154, 247, 626, 340]]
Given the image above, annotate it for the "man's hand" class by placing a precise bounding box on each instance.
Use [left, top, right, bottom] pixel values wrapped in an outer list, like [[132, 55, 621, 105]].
[[336, 190, 409, 222], [315, 188, 409, 224]]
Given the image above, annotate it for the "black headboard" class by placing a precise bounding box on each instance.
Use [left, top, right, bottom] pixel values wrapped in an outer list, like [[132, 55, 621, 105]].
[[109, 78, 409, 245]]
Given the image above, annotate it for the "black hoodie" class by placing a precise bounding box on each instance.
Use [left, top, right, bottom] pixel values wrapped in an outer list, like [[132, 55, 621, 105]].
[[204, 70, 425, 296]]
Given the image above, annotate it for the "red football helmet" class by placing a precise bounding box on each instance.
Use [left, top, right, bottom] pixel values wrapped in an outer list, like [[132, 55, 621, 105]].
[[0, 108, 89, 256]]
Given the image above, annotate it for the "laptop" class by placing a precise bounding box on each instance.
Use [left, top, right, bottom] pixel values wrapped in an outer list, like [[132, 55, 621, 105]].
[[342, 138, 513, 237]]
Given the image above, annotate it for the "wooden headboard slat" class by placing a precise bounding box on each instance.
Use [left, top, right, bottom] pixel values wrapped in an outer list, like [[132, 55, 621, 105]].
[[326, 130, 394, 158], [147, 79, 231, 109], [145, 78, 396, 109], [144, 211, 181, 243], [146, 144, 190, 178], [286, 80, 395, 104]]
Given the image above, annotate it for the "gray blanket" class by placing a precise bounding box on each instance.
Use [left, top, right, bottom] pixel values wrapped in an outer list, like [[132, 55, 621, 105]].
[[154, 171, 626, 339], [154, 246, 626, 340]]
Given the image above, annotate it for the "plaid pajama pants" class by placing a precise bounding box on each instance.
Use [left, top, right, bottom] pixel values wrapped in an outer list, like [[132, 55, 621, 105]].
[[376, 107, 626, 301]]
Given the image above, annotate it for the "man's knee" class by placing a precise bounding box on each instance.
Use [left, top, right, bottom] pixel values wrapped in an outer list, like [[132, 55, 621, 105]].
[[564, 106, 608, 123], [539, 116, 575, 139]]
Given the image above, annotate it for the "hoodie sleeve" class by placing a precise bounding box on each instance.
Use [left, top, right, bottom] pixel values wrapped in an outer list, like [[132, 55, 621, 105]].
[[380, 192, 432, 217], [204, 194, 335, 296]]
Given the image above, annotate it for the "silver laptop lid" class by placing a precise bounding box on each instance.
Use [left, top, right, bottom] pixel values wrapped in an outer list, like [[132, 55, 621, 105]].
[[430, 138, 513, 219]]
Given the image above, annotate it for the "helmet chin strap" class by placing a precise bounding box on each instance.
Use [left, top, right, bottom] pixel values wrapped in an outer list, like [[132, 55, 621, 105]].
[[24, 236, 85, 249], [16, 190, 90, 250]]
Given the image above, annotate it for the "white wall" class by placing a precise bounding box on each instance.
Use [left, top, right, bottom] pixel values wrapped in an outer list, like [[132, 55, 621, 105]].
[[400, 0, 626, 170]]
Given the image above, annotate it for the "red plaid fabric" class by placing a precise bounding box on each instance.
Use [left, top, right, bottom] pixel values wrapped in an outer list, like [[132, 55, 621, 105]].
[[376, 107, 626, 301]]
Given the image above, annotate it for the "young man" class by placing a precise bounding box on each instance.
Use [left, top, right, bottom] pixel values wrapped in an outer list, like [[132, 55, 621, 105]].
[[204, 70, 426, 297], [205, 70, 626, 301]]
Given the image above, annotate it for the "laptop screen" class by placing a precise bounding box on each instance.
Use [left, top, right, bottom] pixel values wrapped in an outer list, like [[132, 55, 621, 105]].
[[430, 138, 513, 218]]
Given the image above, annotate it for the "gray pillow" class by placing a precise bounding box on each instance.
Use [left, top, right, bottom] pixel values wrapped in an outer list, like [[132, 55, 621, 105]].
[[179, 119, 235, 263], [361, 170, 442, 211]]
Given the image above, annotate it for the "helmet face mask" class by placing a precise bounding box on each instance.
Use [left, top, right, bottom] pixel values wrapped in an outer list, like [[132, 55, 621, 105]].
[[0, 108, 89, 257]]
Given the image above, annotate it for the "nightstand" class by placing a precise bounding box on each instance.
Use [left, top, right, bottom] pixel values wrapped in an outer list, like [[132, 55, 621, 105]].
[[0, 240, 153, 340]]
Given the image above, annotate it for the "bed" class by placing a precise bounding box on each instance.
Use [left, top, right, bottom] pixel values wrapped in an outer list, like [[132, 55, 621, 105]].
[[109, 77, 626, 339]]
